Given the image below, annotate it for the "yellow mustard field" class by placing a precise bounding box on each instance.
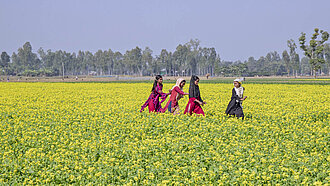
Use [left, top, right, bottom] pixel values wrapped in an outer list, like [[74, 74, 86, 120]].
[[0, 82, 329, 185]]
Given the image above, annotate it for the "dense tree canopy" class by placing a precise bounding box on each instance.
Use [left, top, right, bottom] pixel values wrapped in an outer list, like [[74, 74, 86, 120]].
[[1, 37, 330, 77], [299, 28, 329, 77]]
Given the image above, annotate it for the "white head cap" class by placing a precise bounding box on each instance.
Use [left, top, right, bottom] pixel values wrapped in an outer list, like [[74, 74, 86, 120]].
[[233, 78, 245, 85]]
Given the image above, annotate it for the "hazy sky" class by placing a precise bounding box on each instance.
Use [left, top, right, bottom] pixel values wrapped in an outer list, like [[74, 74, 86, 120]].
[[1, 0, 330, 61]]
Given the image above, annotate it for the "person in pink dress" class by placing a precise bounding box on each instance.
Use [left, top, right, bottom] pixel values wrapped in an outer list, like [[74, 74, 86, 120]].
[[162, 78, 189, 115], [184, 75, 206, 116], [140, 75, 171, 113]]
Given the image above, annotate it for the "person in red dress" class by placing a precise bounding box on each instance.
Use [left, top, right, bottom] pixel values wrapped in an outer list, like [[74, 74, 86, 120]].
[[184, 75, 206, 116], [162, 78, 189, 114], [140, 75, 171, 113]]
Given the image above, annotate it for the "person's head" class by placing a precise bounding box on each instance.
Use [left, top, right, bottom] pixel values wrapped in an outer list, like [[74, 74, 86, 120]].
[[156, 75, 163, 84], [189, 75, 200, 98], [152, 75, 163, 92], [233, 81, 241, 88], [191, 75, 200, 86], [194, 78, 199, 85], [179, 80, 186, 88]]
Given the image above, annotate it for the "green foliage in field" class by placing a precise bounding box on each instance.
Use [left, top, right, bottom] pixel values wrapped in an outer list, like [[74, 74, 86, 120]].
[[0, 83, 329, 184]]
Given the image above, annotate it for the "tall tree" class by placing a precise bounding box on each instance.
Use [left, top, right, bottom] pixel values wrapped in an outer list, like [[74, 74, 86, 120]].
[[105, 49, 114, 75], [324, 43, 330, 76], [186, 39, 200, 76], [113, 52, 123, 75], [0, 52, 10, 75], [287, 39, 299, 77], [11, 52, 22, 75], [142, 47, 153, 75], [271, 51, 281, 62], [282, 50, 290, 76], [208, 48, 217, 76], [124, 47, 143, 76], [54, 50, 64, 77], [84, 51, 93, 75], [300, 57, 311, 76], [299, 28, 329, 78], [17, 42, 41, 71], [246, 56, 257, 74], [157, 49, 169, 75], [94, 50, 106, 75], [173, 44, 189, 76], [293, 53, 300, 77], [38, 48, 57, 74], [199, 47, 210, 75], [76, 50, 85, 75]]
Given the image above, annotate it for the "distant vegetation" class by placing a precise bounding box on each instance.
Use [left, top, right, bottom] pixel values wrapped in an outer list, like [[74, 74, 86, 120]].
[[1, 29, 329, 78]]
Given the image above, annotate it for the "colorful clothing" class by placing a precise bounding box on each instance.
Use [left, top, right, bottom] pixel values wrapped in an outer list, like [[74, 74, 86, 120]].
[[184, 75, 205, 116], [140, 84, 168, 113], [163, 86, 186, 113], [184, 97, 205, 116]]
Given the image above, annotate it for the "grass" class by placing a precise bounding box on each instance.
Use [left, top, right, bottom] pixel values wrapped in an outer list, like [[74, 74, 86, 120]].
[[1, 76, 329, 85]]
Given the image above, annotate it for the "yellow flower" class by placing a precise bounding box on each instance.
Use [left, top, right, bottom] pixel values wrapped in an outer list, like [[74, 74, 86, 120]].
[[0, 82, 328, 185]]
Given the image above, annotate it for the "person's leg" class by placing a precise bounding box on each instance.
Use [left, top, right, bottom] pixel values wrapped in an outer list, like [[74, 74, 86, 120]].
[[234, 107, 244, 119], [188, 101, 197, 115], [187, 103, 192, 115], [184, 103, 189, 114], [193, 105, 205, 116], [148, 101, 155, 112], [168, 101, 172, 113], [184, 99, 195, 115], [184, 102, 194, 115], [173, 105, 180, 115]]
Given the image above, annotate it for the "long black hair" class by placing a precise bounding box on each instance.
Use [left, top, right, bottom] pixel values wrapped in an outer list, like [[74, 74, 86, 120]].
[[189, 75, 201, 100], [151, 75, 163, 92]]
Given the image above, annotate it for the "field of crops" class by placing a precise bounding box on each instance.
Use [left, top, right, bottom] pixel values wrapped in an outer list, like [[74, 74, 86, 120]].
[[0, 82, 329, 185]]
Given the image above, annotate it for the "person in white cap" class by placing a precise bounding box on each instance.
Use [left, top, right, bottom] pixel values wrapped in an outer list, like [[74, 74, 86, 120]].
[[225, 78, 247, 119]]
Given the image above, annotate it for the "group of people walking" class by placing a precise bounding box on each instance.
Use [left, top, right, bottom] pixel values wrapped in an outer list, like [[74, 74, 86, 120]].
[[140, 75, 247, 119]]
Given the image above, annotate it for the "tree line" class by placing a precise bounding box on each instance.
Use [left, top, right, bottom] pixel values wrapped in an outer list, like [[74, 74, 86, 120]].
[[1, 29, 329, 78]]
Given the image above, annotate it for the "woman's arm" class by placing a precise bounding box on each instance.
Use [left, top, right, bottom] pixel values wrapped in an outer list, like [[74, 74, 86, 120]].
[[166, 89, 172, 96], [194, 98, 205, 105], [156, 86, 171, 96], [173, 86, 189, 95], [240, 96, 247, 101]]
